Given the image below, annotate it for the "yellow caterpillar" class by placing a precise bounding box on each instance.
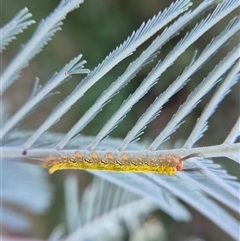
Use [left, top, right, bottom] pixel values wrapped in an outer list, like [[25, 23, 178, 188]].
[[43, 151, 198, 176]]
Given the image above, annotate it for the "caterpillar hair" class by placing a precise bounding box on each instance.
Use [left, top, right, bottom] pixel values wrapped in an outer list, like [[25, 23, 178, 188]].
[[43, 151, 200, 176]]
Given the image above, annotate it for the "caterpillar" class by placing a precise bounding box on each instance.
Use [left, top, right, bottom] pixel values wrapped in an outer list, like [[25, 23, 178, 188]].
[[43, 151, 200, 176]]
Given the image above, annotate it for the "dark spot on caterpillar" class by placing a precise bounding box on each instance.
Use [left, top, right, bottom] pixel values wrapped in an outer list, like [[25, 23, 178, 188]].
[[70, 158, 77, 163], [22, 149, 27, 155]]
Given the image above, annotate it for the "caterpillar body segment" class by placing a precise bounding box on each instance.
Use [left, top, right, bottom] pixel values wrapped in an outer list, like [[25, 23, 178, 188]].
[[42, 151, 191, 176]]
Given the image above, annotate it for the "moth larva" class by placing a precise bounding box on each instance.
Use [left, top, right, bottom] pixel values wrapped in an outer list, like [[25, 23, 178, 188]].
[[43, 151, 200, 176]]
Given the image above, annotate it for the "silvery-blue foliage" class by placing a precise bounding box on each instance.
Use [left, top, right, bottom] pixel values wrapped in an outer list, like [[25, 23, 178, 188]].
[[1, 0, 239, 240]]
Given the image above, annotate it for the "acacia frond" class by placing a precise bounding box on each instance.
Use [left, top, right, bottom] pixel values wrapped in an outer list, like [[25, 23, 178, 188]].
[[1, 0, 240, 240], [19, 0, 193, 150], [63, 176, 164, 241], [0, 8, 35, 52], [0, 0, 85, 93]]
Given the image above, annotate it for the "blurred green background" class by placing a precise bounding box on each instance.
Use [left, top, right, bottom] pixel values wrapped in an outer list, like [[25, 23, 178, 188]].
[[1, 0, 239, 240]]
